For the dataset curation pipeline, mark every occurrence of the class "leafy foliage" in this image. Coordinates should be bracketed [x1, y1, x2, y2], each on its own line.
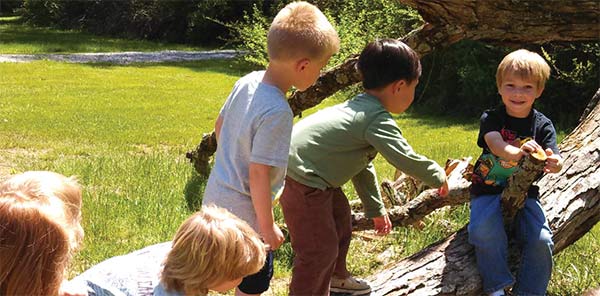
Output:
[228, 0, 422, 67]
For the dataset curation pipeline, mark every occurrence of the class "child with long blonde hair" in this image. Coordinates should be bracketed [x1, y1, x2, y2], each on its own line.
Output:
[0, 171, 84, 296]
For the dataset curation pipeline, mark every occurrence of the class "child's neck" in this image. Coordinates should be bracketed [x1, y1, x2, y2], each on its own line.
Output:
[365, 88, 395, 113]
[505, 107, 532, 118]
[263, 63, 293, 94]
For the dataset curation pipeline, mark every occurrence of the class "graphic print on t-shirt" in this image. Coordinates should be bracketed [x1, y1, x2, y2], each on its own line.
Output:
[472, 127, 532, 188]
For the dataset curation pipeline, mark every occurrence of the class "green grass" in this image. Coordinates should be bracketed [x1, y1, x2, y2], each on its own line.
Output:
[1, 20, 598, 295]
[0, 16, 206, 54]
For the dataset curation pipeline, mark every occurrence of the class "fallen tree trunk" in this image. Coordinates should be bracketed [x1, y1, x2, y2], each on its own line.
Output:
[186, 0, 599, 174]
[368, 90, 600, 295]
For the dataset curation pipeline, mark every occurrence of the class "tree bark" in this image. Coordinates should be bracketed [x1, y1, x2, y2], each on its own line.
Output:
[368, 90, 600, 295]
[501, 150, 547, 221]
[187, 0, 600, 175]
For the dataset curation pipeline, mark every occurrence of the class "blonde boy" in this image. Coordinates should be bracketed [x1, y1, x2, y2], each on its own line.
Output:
[202, 1, 339, 295]
[73, 205, 266, 295]
[469, 49, 563, 296]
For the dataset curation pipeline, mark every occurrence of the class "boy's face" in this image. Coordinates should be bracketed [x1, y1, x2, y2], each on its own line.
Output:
[389, 78, 419, 114]
[499, 72, 544, 118]
[294, 54, 332, 91]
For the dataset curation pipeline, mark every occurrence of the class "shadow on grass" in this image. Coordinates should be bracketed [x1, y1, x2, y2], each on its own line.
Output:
[183, 170, 208, 212]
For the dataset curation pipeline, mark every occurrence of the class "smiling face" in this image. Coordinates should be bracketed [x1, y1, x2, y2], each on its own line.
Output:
[498, 72, 544, 118]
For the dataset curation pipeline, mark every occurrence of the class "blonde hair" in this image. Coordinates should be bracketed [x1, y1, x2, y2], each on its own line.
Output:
[267, 1, 340, 62]
[0, 171, 83, 296]
[496, 49, 551, 89]
[161, 205, 266, 295]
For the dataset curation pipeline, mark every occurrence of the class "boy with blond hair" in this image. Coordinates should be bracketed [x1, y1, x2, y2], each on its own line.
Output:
[202, 1, 339, 295]
[73, 205, 267, 296]
[469, 49, 564, 296]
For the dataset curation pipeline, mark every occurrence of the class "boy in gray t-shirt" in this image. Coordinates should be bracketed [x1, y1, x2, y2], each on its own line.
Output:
[202, 2, 340, 295]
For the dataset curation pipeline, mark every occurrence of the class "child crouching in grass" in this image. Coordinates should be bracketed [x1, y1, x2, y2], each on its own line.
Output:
[73, 205, 266, 296]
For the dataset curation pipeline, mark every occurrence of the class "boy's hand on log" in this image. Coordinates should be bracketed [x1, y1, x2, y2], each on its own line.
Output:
[373, 215, 392, 235]
[438, 181, 449, 197]
[544, 148, 563, 173]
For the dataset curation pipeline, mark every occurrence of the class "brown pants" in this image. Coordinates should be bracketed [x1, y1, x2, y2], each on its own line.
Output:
[280, 176, 352, 296]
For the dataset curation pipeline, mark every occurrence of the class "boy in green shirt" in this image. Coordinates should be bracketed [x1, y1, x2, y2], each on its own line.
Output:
[279, 39, 448, 296]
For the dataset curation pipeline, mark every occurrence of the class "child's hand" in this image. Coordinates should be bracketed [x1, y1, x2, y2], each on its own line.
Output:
[519, 140, 543, 158]
[438, 181, 449, 197]
[544, 148, 563, 173]
[261, 223, 285, 250]
[373, 215, 392, 235]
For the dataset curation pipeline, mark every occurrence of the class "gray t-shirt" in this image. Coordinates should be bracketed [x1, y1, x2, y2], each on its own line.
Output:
[73, 242, 181, 296]
[203, 71, 293, 231]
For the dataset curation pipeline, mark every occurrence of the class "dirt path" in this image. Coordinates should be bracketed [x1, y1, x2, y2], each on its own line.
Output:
[0, 49, 239, 64]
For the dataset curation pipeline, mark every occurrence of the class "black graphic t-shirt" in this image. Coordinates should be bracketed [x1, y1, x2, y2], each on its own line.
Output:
[470, 106, 560, 197]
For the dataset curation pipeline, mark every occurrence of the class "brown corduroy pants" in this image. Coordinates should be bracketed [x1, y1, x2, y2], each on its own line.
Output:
[280, 176, 353, 296]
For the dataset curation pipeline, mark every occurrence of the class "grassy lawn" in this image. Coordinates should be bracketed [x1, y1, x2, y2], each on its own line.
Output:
[1, 20, 598, 295]
[0, 16, 207, 54]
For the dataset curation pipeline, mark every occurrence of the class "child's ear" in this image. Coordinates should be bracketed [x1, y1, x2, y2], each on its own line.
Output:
[296, 58, 310, 72]
[393, 79, 407, 94]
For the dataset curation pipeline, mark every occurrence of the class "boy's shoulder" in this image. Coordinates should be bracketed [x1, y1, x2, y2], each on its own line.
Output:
[236, 70, 265, 87]
[531, 108, 556, 128]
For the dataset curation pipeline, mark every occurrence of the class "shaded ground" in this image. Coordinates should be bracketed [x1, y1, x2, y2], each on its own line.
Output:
[0, 49, 239, 64]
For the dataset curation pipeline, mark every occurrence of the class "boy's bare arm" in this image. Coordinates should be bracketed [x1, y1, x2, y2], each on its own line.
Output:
[214, 115, 223, 142]
[484, 131, 543, 161]
[249, 162, 285, 250]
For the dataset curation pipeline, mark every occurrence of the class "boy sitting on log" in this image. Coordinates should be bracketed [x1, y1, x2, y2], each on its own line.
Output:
[468, 49, 564, 296]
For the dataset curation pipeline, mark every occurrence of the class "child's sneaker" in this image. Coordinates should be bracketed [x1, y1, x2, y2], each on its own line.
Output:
[330, 276, 371, 295]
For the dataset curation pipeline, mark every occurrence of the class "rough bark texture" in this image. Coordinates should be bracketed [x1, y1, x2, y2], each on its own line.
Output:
[501, 151, 547, 221]
[368, 90, 600, 295]
[186, 0, 599, 175]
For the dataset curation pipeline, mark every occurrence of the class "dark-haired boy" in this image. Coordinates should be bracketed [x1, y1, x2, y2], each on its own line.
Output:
[279, 38, 448, 296]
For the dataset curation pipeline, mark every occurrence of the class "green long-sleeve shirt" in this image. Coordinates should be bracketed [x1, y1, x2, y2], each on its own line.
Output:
[287, 93, 446, 218]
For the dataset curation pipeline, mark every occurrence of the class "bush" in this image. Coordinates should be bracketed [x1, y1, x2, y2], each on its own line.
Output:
[0, 0, 23, 16]
[228, 0, 422, 67]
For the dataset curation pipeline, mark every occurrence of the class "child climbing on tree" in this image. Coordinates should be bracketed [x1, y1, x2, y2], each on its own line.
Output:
[279, 38, 449, 296]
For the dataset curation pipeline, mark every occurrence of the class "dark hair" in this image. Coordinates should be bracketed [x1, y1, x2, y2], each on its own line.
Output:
[356, 39, 421, 90]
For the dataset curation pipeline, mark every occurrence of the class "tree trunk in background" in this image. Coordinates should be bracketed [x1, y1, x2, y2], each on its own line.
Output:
[187, 0, 600, 174]
[368, 90, 600, 295]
